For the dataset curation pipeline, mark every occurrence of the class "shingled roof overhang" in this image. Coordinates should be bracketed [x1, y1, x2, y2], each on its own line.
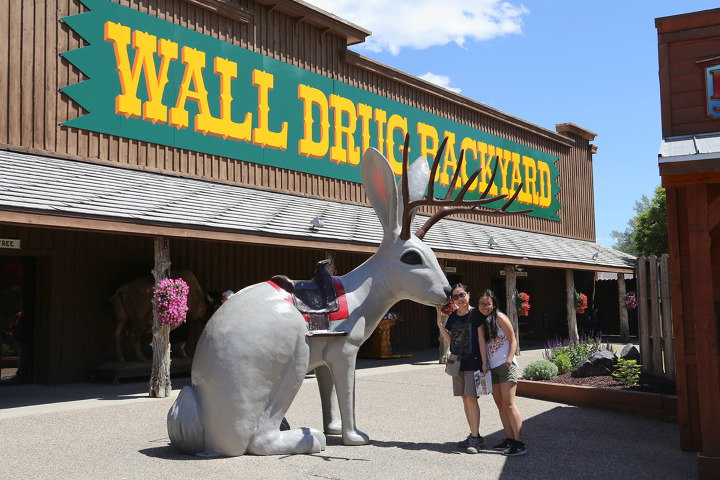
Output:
[0, 149, 635, 273]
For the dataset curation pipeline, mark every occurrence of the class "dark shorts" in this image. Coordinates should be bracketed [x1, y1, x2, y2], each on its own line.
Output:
[491, 363, 519, 384]
[452, 370, 478, 396]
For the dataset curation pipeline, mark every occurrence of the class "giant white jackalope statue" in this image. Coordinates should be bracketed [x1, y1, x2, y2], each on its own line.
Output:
[167, 135, 529, 456]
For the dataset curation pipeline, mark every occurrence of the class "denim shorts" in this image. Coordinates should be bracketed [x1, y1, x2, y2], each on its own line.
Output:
[452, 370, 478, 396]
[491, 363, 519, 384]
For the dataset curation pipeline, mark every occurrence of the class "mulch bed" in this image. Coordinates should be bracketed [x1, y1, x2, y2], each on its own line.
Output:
[539, 372, 676, 395]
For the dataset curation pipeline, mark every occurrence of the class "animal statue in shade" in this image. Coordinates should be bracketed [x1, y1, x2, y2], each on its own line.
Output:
[110, 270, 214, 362]
[167, 136, 530, 456]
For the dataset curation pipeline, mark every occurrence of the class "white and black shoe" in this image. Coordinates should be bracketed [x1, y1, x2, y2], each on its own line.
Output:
[503, 440, 527, 456]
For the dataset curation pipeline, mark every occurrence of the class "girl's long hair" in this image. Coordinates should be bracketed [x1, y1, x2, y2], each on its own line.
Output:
[479, 289, 501, 340]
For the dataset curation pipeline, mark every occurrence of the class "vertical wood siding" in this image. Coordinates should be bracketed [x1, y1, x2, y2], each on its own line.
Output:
[1, 0, 596, 242]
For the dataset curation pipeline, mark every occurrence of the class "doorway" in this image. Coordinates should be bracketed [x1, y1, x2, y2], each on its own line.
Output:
[1, 256, 35, 385]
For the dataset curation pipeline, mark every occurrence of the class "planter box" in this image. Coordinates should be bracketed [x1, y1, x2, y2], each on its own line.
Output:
[517, 379, 678, 422]
[1, 356, 18, 368]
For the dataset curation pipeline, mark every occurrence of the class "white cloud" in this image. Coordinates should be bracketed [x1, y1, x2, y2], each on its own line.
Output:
[305, 0, 528, 55]
[418, 72, 462, 93]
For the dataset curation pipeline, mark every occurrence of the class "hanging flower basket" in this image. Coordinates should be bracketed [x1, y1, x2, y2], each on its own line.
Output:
[153, 278, 190, 327]
[517, 292, 531, 317]
[574, 291, 588, 314]
[440, 299, 458, 316]
[623, 291, 638, 311]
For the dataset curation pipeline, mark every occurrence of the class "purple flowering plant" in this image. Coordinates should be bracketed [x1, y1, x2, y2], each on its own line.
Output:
[153, 278, 190, 327]
[543, 330, 614, 369]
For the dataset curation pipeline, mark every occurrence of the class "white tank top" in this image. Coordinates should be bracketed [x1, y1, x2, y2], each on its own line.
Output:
[487, 324, 518, 369]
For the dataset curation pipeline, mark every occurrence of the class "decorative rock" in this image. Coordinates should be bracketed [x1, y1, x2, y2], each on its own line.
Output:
[571, 349, 617, 377]
[620, 343, 641, 362]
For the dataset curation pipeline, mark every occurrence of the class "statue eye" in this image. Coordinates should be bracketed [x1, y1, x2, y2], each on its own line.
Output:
[401, 251, 422, 265]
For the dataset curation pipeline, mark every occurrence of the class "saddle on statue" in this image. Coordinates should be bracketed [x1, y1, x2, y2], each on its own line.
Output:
[270, 260, 347, 337]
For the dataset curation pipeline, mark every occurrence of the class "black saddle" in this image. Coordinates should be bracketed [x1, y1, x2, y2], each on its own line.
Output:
[270, 260, 346, 336]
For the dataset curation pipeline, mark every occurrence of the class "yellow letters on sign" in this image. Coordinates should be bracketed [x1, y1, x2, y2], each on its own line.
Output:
[329, 94, 360, 166]
[100, 21, 556, 213]
[169, 47, 211, 130]
[103, 21, 178, 123]
[385, 115, 408, 175]
[298, 84, 330, 159]
[252, 70, 288, 150]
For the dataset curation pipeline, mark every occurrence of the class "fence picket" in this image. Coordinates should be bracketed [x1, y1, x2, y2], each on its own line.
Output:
[660, 254, 675, 379]
[635, 255, 675, 380]
[637, 258, 650, 373]
[648, 255, 663, 374]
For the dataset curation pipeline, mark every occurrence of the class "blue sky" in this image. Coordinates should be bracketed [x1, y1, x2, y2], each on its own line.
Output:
[305, 1, 719, 246]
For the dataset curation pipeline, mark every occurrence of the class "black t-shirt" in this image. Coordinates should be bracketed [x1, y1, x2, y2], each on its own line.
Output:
[446, 308, 483, 371]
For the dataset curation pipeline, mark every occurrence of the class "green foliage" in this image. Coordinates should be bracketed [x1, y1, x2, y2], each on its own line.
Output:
[544, 331, 615, 369]
[612, 358, 642, 386]
[552, 353, 572, 375]
[634, 186, 668, 256]
[1, 343, 14, 357]
[522, 360, 558, 381]
[611, 186, 668, 257]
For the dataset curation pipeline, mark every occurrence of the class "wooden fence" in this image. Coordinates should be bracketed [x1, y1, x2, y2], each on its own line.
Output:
[636, 254, 675, 379]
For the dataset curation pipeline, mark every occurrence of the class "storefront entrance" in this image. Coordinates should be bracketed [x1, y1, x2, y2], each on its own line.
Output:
[1, 256, 35, 385]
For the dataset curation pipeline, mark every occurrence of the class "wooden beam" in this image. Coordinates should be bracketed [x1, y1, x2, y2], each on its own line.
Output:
[637, 257, 651, 373]
[182, 0, 252, 23]
[505, 265, 519, 354]
[659, 254, 675, 380]
[666, 187, 695, 450]
[661, 171, 720, 188]
[648, 255, 663, 374]
[685, 184, 720, 458]
[709, 193, 720, 231]
[0, 211, 379, 254]
[565, 269, 578, 340]
[0, 211, 636, 273]
[618, 273, 629, 343]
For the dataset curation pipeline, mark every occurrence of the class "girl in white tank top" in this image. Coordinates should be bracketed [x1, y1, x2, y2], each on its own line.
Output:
[477, 289, 526, 457]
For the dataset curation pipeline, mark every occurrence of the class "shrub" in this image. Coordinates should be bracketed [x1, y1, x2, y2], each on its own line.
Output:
[523, 360, 558, 381]
[552, 353, 572, 375]
[544, 331, 615, 369]
[613, 358, 642, 386]
[2, 343, 15, 357]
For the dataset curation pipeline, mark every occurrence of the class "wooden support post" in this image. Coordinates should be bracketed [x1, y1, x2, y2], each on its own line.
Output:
[565, 269, 578, 340]
[618, 273, 630, 343]
[505, 265, 519, 355]
[149, 236, 172, 398]
[665, 187, 693, 450]
[637, 258, 651, 373]
[685, 185, 720, 461]
[659, 254, 675, 380]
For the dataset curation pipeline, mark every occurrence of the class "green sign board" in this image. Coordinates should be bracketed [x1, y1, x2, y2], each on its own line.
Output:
[61, 0, 561, 219]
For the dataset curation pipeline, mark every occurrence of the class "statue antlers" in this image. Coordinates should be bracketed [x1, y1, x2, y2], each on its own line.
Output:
[399, 134, 533, 240]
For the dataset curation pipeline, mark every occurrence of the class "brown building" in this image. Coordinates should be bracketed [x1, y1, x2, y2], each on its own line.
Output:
[656, 8, 720, 477]
[0, 0, 634, 385]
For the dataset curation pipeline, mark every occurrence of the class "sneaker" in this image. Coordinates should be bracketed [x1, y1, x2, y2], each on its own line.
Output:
[466, 436, 482, 454]
[492, 438, 513, 451]
[503, 440, 527, 456]
[458, 434, 472, 448]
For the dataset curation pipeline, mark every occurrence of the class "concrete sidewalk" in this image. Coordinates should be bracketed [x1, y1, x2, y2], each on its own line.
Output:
[0, 346, 696, 479]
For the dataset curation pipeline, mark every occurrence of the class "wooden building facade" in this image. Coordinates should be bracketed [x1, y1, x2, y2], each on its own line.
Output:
[0, 0, 634, 385]
[656, 8, 720, 477]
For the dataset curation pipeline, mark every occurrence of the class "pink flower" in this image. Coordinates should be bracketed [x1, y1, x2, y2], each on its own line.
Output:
[153, 278, 190, 327]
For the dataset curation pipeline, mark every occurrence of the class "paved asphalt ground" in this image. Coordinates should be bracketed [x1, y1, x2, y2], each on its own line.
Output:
[0, 344, 697, 479]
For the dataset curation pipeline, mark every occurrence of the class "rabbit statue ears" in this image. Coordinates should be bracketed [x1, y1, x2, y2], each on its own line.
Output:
[360, 147, 429, 239]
